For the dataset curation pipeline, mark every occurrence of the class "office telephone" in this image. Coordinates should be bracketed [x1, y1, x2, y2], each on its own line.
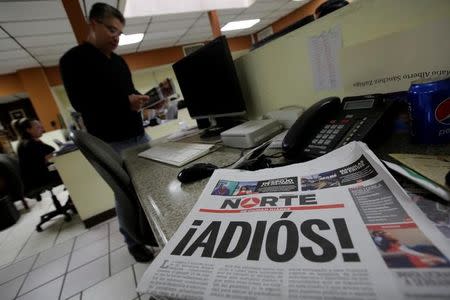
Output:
[282, 94, 398, 161]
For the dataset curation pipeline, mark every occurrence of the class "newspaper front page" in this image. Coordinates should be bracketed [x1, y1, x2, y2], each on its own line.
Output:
[137, 142, 450, 299]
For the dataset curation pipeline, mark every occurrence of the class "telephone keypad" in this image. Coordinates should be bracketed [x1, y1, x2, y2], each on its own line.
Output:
[305, 119, 354, 156]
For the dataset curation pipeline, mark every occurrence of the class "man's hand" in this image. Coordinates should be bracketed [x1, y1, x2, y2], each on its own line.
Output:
[129, 94, 149, 112]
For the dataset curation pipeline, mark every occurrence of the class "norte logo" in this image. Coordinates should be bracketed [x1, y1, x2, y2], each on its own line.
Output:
[435, 97, 450, 125]
[240, 197, 260, 208]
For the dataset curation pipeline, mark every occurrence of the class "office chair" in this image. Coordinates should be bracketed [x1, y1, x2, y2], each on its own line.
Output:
[0, 153, 76, 232]
[0, 153, 29, 210]
[71, 131, 158, 247]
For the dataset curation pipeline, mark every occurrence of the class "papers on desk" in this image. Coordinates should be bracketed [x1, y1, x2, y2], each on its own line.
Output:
[384, 160, 450, 202]
[138, 142, 450, 299]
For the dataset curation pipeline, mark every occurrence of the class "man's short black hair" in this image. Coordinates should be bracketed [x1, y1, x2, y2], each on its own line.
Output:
[89, 2, 125, 24]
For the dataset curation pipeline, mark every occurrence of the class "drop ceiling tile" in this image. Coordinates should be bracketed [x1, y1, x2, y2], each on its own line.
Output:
[192, 15, 210, 27]
[28, 43, 75, 56]
[0, 57, 39, 75]
[224, 30, 242, 38]
[266, 9, 296, 20]
[148, 19, 196, 32]
[179, 32, 211, 42]
[143, 30, 185, 41]
[123, 24, 147, 34]
[0, 49, 30, 61]
[217, 14, 238, 25]
[115, 44, 138, 55]
[184, 26, 212, 35]
[40, 60, 60, 67]
[217, 8, 246, 16]
[0, 2, 66, 22]
[115, 48, 137, 55]
[245, 1, 284, 13]
[151, 12, 202, 22]
[0, 38, 20, 51]
[279, 1, 307, 11]
[126, 16, 151, 25]
[17, 33, 76, 48]
[139, 39, 176, 51]
[254, 0, 289, 4]
[237, 12, 272, 20]
[0, 28, 7, 38]
[1, 19, 72, 37]
[35, 53, 64, 62]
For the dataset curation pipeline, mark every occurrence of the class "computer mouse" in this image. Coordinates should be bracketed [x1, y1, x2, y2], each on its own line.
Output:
[177, 163, 218, 183]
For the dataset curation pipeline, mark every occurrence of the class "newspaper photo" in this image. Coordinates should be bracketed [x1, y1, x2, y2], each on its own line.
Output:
[137, 142, 450, 299]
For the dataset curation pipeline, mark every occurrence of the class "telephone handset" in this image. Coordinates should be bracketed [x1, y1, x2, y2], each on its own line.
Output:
[282, 94, 397, 161]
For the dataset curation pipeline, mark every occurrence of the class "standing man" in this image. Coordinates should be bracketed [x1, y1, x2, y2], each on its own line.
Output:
[60, 3, 154, 262]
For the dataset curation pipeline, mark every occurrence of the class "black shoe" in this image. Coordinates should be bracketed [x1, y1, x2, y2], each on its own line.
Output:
[128, 245, 154, 262]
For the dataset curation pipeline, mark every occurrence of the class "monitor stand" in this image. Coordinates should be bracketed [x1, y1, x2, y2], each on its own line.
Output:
[199, 117, 225, 139]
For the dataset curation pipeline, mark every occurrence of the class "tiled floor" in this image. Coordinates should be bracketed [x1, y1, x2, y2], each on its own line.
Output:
[0, 188, 153, 300]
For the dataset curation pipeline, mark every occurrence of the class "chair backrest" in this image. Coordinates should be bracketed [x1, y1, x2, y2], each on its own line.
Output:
[71, 130, 158, 246]
[70, 131, 133, 198]
[0, 154, 24, 201]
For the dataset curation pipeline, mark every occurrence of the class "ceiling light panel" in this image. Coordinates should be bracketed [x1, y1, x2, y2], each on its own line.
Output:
[1, 19, 72, 37]
[119, 33, 144, 46]
[124, 0, 256, 18]
[221, 19, 260, 31]
[0, 2, 66, 22]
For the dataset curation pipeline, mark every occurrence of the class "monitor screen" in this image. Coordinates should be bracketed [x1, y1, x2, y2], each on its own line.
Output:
[172, 36, 246, 119]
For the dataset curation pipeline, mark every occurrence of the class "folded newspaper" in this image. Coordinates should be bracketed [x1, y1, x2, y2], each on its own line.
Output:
[138, 142, 450, 300]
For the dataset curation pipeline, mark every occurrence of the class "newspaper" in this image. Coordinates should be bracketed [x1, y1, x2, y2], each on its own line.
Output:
[137, 142, 450, 299]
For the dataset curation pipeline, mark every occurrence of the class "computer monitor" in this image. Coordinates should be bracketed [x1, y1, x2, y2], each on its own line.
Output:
[172, 36, 246, 135]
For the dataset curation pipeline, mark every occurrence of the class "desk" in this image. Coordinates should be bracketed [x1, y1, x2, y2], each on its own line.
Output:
[124, 144, 242, 246]
[123, 133, 450, 247]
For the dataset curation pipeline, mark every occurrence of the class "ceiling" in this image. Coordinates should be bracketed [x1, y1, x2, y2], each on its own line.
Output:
[0, 0, 308, 76]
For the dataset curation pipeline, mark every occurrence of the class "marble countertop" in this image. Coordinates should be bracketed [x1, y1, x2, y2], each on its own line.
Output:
[123, 142, 242, 247]
[124, 133, 450, 248]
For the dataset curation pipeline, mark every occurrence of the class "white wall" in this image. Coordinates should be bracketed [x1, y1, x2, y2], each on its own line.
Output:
[234, 0, 450, 119]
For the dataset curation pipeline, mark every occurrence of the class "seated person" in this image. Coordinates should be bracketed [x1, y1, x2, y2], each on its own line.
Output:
[13, 118, 62, 190]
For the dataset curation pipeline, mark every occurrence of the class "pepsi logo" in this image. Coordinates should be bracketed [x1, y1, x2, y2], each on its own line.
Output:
[435, 97, 450, 125]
